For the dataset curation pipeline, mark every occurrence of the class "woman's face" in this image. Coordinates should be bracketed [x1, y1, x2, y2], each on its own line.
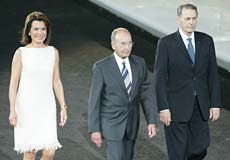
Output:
[29, 20, 47, 45]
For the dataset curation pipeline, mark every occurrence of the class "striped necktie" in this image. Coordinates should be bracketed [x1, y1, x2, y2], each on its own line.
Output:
[122, 61, 132, 100]
[187, 38, 195, 64]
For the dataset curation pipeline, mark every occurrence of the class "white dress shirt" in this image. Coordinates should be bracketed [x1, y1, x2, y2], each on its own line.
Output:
[114, 52, 132, 82]
[179, 28, 195, 53]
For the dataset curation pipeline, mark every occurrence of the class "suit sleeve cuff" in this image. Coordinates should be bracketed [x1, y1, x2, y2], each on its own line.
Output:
[160, 109, 170, 112]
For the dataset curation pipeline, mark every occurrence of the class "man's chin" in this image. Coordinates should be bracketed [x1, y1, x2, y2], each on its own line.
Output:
[187, 29, 195, 33]
[187, 30, 195, 35]
[123, 53, 131, 56]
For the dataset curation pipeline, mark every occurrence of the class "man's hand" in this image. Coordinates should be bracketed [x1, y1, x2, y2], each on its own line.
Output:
[91, 132, 102, 148]
[159, 109, 171, 126]
[147, 124, 156, 138]
[209, 108, 220, 122]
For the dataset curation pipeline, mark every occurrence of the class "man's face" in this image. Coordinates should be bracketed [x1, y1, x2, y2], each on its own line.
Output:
[177, 8, 197, 36]
[111, 30, 133, 59]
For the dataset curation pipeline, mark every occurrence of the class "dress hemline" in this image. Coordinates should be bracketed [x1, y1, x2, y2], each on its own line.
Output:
[14, 142, 62, 154]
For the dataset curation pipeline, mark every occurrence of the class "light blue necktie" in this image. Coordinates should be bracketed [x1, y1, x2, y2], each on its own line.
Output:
[122, 61, 132, 100]
[187, 38, 195, 64]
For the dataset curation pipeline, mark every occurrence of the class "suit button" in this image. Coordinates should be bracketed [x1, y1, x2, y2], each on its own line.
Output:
[194, 91, 197, 96]
[193, 77, 196, 80]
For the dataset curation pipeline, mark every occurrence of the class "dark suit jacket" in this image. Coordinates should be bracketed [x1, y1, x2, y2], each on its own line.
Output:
[154, 30, 221, 122]
[88, 54, 156, 141]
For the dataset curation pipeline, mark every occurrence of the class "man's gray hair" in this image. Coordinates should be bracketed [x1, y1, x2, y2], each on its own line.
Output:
[111, 28, 131, 42]
[177, 3, 198, 16]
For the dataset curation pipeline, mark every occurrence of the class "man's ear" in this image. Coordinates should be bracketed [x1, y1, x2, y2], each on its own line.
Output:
[111, 41, 116, 50]
[176, 16, 180, 26]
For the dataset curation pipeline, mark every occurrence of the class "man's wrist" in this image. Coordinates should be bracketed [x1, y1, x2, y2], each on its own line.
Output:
[160, 109, 170, 112]
[211, 107, 220, 110]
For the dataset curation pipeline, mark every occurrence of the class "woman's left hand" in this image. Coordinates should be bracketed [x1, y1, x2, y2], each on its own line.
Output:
[59, 108, 67, 127]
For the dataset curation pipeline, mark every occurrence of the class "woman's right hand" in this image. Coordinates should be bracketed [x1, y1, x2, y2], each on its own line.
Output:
[9, 110, 17, 127]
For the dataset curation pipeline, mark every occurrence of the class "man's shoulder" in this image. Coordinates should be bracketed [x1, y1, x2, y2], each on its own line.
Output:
[194, 31, 213, 40]
[130, 54, 144, 60]
[160, 31, 213, 42]
[160, 32, 177, 42]
[94, 55, 113, 66]
[130, 55, 145, 64]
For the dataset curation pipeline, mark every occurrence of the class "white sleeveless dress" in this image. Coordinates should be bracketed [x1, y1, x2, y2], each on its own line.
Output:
[14, 46, 62, 153]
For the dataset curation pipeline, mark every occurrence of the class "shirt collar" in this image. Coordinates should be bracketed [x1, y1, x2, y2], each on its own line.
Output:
[179, 28, 195, 42]
[114, 52, 129, 64]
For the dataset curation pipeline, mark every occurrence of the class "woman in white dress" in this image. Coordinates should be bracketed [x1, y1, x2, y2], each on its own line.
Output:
[9, 11, 68, 160]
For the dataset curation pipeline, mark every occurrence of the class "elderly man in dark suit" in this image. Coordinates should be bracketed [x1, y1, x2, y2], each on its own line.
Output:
[154, 3, 221, 160]
[88, 27, 157, 160]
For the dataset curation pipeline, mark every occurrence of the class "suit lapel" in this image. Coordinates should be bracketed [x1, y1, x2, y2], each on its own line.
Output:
[129, 56, 138, 99]
[175, 31, 194, 64]
[194, 32, 201, 67]
[110, 55, 127, 92]
[110, 55, 139, 99]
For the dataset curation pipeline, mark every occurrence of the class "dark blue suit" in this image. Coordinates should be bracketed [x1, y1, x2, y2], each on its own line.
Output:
[154, 30, 221, 160]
